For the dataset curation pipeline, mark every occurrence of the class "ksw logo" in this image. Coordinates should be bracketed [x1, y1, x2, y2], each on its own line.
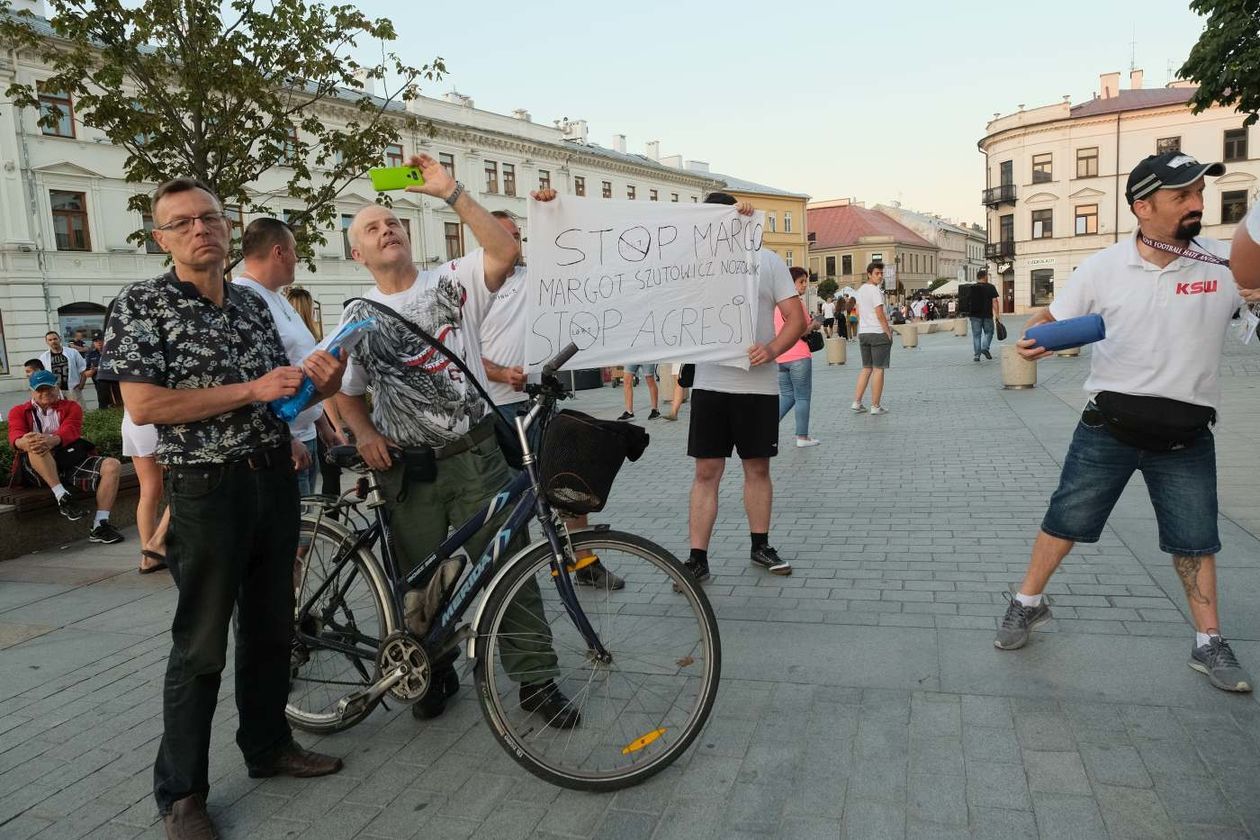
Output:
[1175, 280, 1219, 296]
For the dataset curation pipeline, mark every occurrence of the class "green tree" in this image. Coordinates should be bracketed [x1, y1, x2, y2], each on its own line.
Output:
[1180, 0, 1260, 125]
[816, 277, 838, 300]
[0, 0, 445, 263]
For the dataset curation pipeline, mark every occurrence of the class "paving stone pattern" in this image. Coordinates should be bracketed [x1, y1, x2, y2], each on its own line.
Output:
[1, 319, 1258, 839]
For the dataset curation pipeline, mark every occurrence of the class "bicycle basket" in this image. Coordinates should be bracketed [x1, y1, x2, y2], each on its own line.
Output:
[539, 409, 649, 514]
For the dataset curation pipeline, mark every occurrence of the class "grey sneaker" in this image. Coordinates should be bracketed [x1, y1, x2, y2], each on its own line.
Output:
[869, 405, 889, 416]
[575, 561, 625, 590]
[1189, 637, 1253, 693]
[850, 402, 867, 413]
[993, 593, 1053, 650]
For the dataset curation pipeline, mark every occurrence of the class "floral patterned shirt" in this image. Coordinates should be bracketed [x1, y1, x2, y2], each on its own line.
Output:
[98, 271, 291, 465]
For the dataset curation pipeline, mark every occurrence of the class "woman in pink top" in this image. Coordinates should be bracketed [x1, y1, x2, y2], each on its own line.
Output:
[775, 267, 821, 447]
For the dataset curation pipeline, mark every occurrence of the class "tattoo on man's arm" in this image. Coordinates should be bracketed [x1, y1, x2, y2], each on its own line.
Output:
[1174, 555, 1210, 605]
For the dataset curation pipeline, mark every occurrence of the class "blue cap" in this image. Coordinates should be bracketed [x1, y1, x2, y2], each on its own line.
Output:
[28, 370, 58, 390]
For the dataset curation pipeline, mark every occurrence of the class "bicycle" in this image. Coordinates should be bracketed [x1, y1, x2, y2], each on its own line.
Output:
[286, 343, 722, 791]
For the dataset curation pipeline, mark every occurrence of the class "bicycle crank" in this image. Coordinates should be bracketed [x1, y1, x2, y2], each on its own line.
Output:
[375, 631, 431, 702]
[335, 663, 409, 722]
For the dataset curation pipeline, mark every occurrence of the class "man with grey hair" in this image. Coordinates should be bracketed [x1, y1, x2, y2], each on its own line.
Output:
[335, 157, 582, 727]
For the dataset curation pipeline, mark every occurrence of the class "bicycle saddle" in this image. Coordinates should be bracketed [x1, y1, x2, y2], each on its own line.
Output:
[326, 444, 368, 471]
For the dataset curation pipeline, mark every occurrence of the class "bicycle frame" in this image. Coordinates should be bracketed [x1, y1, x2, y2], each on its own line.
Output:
[295, 391, 611, 678]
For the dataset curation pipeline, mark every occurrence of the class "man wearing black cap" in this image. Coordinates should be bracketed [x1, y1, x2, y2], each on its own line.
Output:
[994, 152, 1254, 694]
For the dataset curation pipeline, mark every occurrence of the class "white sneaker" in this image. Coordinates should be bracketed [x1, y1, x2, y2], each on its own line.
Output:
[795, 438, 820, 448]
[850, 402, 866, 413]
[870, 405, 889, 416]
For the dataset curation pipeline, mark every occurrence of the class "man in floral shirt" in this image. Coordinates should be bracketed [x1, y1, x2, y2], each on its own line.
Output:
[100, 178, 346, 840]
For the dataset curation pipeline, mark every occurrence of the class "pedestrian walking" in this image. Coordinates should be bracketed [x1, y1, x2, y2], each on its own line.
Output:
[100, 177, 347, 839]
[969, 268, 1001, 361]
[777, 266, 820, 447]
[851, 262, 893, 416]
[618, 362, 661, 420]
[995, 152, 1254, 694]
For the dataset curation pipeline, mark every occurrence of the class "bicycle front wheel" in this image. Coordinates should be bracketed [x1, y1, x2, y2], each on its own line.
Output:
[474, 529, 721, 791]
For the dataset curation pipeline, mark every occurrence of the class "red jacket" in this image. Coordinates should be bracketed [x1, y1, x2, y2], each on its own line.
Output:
[7, 398, 83, 483]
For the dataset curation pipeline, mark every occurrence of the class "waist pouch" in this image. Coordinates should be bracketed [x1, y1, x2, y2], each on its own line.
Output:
[1092, 391, 1215, 451]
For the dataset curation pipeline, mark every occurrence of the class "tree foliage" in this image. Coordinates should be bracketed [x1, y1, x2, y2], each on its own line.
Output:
[0, 0, 444, 264]
[816, 277, 838, 301]
[1180, 0, 1260, 126]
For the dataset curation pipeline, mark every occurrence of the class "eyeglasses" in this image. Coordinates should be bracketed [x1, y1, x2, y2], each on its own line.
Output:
[154, 212, 230, 233]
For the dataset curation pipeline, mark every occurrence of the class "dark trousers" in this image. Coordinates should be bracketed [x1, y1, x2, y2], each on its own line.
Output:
[153, 456, 299, 813]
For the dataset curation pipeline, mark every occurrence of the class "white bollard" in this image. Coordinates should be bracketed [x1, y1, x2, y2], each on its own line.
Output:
[1001, 346, 1037, 389]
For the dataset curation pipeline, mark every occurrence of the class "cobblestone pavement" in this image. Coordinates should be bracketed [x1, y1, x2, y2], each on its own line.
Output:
[2, 320, 1258, 839]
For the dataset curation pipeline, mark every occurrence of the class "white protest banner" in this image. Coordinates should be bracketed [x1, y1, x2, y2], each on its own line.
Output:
[524, 196, 763, 372]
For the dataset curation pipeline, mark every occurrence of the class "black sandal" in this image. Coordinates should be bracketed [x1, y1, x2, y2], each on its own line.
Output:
[139, 549, 168, 574]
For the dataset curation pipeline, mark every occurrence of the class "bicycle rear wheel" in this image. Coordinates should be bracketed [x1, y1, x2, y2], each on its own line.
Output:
[286, 517, 394, 734]
[474, 529, 721, 791]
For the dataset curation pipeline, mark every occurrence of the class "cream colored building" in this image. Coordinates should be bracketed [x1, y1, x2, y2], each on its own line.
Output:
[2, 18, 815, 408]
[806, 200, 940, 298]
[874, 204, 987, 283]
[713, 173, 809, 269]
[978, 70, 1260, 313]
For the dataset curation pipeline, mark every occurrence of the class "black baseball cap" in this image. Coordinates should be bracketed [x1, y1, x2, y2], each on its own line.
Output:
[1126, 152, 1224, 205]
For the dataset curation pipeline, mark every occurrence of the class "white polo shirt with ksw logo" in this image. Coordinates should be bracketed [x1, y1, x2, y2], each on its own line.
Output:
[1049, 233, 1242, 410]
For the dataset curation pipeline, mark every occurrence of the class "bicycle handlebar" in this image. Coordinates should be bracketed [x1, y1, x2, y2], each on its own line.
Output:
[542, 343, 580, 378]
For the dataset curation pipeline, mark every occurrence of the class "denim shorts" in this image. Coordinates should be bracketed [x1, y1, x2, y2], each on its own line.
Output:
[1041, 415, 1220, 556]
[624, 363, 657, 377]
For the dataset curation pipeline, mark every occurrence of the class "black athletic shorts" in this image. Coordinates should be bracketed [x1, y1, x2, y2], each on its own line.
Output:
[686, 389, 779, 459]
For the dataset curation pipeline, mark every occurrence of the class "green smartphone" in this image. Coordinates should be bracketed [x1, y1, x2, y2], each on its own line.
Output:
[369, 166, 424, 192]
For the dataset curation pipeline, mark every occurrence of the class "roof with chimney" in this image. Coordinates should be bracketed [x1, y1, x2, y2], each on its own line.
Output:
[1070, 87, 1196, 119]
[708, 172, 809, 200]
[807, 204, 935, 250]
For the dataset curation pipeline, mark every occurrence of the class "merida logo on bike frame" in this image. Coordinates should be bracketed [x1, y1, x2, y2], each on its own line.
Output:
[440, 527, 513, 629]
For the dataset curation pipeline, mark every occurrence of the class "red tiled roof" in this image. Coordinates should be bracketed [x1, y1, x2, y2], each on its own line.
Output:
[806, 205, 935, 250]
[1070, 87, 1196, 118]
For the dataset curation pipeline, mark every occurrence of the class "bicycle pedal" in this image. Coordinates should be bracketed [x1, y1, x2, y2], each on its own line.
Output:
[551, 553, 599, 577]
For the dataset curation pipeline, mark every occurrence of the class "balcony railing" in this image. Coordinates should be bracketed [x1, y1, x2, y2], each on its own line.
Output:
[985, 241, 1016, 260]
[981, 184, 1017, 207]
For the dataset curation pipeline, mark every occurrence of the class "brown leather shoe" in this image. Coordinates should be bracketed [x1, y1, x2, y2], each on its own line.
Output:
[246, 740, 344, 779]
[163, 794, 217, 840]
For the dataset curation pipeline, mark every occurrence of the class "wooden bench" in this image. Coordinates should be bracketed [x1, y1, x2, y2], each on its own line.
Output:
[0, 462, 139, 513]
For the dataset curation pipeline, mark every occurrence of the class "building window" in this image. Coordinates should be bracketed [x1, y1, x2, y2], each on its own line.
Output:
[384, 143, 404, 167]
[503, 163, 516, 197]
[784, 212, 793, 233]
[141, 214, 164, 254]
[999, 160, 1013, 186]
[768, 212, 777, 233]
[1032, 153, 1053, 183]
[399, 218, 411, 249]
[283, 127, 300, 164]
[1222, 190, 1248, 224]
[785, 251, 793, 267]
[445, 221, 464, 260]
[650, 189, 658, 201]
[627, 185, 636, 200]
[224, 205, 244, 251]
[1074, 204, 1098, 235]
[691, 196, 698, 202]
[1031, 209, 1053, 239]
[50, 190, 90, 251]
[38, 85, 75, 137]
[671, 193, 679, 202]
[870, 252, 883, 263]
[1031, 269, 1054, 306]
[825, 256, 836, 277]
[1156, 136, 1181, 154]
[439, 153, 455, 179]
[842, 255, 852, 275]
[602, 180, 612, 199]
[999, 214, 1014, 243]
[1224, 128, 1248, 162]
[1076, 147, 1098, 178]
[574, 176, 585, 197]
[341, 214, 355, 258]
[538, 169, 550, 191]
[484, 161, 499, 194]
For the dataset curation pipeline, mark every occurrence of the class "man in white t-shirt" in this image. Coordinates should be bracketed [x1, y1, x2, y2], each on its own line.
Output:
[336, 156, 581, 726]
[852, 262, 894, 415]
[996, 152, 1254, 694]
[478, 210, 624, 591]
[233, 218, 324, 495]
[821, 298, 837, 338]
[682, 192, 806, 583]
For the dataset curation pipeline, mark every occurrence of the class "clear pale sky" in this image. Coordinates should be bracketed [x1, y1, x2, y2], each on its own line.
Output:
[364, 0, 1208, 225]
